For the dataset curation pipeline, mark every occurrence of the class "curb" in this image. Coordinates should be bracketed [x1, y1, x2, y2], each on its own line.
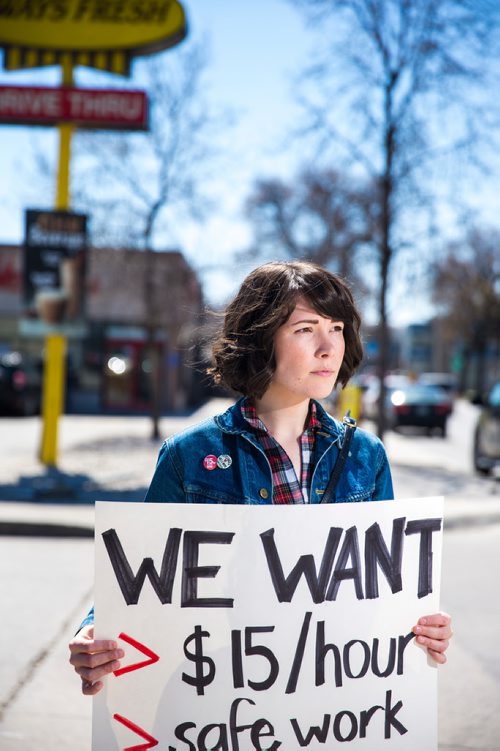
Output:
[443, 513, 500, 531]
[0, 520, 94, 537]
[2, 511, 500, 538]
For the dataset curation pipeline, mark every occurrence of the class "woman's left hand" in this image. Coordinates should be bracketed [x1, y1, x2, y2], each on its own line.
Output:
[412, 612, 452, 664]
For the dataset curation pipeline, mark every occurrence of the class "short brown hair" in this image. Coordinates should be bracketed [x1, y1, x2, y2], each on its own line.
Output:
[209, 261, 363, 398]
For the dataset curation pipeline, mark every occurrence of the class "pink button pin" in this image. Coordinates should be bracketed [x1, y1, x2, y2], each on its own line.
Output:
[203, 454, 218, 471]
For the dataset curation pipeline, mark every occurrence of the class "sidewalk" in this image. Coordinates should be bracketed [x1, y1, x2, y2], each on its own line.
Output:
[0, 397, 234, 535]
[1, 395, 498, 536]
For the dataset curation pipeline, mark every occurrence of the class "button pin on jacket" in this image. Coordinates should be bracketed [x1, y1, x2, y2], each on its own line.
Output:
[203, 454, 218, 471]
[217, 454, 232, 469]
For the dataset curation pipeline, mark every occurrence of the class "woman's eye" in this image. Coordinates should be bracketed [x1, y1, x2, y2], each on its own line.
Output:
[295, 326, 312, 333]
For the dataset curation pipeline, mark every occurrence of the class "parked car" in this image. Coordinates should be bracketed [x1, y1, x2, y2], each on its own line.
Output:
[389, 384, 453, 436]
[0, 351, 42, 416]
[361, 374, 411, 422]
[473, 382, 500, 475]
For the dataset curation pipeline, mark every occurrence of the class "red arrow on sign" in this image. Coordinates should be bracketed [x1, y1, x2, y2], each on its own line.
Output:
[114, 713, 158, 751]
[113, 632, 160, 677]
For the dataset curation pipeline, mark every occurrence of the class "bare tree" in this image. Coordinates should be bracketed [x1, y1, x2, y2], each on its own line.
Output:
[244, 167, 379, 296]
[432, 227, 500, 395]
[290, 0, 499, 435]
[73, 41, 220, 249]
[71, 41, 226, 439]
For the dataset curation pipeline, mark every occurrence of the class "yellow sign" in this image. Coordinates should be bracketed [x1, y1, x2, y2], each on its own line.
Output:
[0, 0, 187, 75]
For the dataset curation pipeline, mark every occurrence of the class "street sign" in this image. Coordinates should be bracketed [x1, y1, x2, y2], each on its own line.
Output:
[23, 209, 87, 329]
[0, 85, 148, 129]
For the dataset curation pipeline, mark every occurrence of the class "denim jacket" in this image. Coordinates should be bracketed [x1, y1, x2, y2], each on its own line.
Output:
[145, 398, 394, 505]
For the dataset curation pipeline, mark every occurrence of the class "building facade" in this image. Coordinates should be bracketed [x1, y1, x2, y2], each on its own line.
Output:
[0, 244, 205, 413]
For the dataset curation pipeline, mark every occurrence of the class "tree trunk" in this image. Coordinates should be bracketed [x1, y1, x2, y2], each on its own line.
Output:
[376, 246, 390, 439]
[473, 337, 488, 398]
[148, 330, 162, 441]
[144, 245, 162, 441]
[376, 113, 395, 439]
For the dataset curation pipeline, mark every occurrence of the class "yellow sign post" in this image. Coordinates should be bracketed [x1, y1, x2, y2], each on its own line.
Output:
[39, 56, 74, 466]
[40, 333, 66, 464]
[55, 57, 74, 208]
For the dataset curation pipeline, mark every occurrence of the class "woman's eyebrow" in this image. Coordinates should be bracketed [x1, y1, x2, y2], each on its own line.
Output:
[289, 317, 343, 325]
[288, 317, 320, 325]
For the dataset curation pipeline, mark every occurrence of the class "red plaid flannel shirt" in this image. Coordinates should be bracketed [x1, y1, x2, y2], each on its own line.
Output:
[241, 398, 320, 504]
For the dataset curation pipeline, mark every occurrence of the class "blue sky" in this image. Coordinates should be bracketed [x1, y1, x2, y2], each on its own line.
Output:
[1, 0, 498, 324]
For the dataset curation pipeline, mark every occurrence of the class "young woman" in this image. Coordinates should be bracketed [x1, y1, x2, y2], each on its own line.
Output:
[69, 261, 452, 695]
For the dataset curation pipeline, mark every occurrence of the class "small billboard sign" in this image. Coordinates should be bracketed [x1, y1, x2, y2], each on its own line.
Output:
[22, 209, 87, 335]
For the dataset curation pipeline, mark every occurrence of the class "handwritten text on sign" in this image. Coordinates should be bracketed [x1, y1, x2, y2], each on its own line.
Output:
[93, 498, 443, 750]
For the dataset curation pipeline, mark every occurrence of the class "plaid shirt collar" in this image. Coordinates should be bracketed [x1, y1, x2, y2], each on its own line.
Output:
[240, 398, 321, 504]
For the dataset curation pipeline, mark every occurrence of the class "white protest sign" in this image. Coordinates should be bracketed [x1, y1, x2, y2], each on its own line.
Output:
[92, 497, 443, 751]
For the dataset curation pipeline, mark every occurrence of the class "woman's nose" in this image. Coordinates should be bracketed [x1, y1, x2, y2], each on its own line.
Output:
[316, 333, 335, 356]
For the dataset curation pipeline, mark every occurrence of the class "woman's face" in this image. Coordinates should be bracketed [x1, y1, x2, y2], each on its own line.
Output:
[264, 296, 346, 406]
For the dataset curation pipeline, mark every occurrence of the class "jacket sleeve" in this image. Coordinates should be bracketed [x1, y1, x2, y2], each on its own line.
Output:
[77, 606, 94, 631]
[144, 438, 187, 503]
[373, 443, 395, 501]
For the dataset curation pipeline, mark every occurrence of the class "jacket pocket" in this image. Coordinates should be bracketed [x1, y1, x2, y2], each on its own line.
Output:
[184, 483, 247, 505]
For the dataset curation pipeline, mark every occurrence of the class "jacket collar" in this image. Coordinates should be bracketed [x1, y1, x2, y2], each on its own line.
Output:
[215, 397, 342, 440]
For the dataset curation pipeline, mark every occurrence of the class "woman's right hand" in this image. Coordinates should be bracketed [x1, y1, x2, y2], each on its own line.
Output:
[68, 625, 124, 695]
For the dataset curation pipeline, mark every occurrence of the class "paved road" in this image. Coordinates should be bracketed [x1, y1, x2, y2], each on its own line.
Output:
[438, 523, 500, 751]
[0, 537, 94, 749]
